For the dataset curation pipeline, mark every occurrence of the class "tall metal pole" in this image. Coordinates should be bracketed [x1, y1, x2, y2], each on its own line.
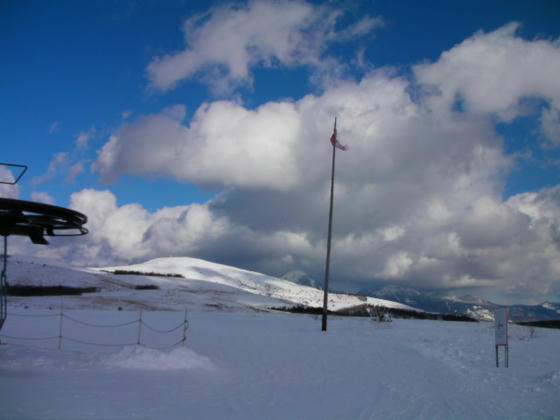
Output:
[322, 119, 337, 331]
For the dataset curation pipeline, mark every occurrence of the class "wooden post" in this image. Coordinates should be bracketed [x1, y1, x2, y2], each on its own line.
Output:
[494, 308, 509, 368]
[137, 309, 143, 345]
[182, 308, 188, 346]
[58, 298, 63, 350]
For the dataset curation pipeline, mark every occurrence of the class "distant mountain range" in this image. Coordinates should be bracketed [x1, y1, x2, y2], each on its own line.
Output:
[358, 285, 560, 322]
[283, 273, 560, 322]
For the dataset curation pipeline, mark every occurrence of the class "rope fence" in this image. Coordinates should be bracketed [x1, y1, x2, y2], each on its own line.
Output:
[0, 308, 189, 351]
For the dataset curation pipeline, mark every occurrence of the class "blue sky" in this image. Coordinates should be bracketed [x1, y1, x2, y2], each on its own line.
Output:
[1, 0, 560, 304]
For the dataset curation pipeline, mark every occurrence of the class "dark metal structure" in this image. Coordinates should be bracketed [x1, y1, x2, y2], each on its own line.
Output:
[0, 164, 88, 331]
[0, 198, 88, 245]
[0, 162, 27, 185]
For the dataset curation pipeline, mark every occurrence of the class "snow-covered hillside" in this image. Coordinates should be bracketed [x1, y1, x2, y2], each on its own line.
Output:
[98, 257, 417, 312]
[2, 256, 560, 418]
[5, 255, 417, 313]
[1, 309, 559, 419]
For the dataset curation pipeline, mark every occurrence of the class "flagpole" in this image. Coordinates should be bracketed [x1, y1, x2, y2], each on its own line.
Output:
[322, 118, 337, 331]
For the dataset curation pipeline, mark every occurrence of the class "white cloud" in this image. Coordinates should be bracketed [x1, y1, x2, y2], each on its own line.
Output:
[76, 127, 96, 150]
[31, 152, 68, 187]
[161, 104, 186, 121]
[94, 100, 303, 190]
[414, 22, 560, 120]
[0, 167, 19, 198]
[67, 189, 152, 262]
[66, 163, 85, 182]
[39, 188, 319, 272]
[146, 0, 381, 93]
[540, 106, 560, 147]
[84, 70, 557, 302]
[30, 191, 55, 205]
[51, 189, 235, 265]
[44, 24, 560, 303]
[381, 226, 405, 242]
[382, 252, 413, 279]
[337, 16, 384, 40]
[51, 183, 560, 303]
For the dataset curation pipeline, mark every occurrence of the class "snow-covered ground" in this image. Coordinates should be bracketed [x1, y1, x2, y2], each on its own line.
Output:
[1, 308, 559, 419]
[1, 256, 559, 419]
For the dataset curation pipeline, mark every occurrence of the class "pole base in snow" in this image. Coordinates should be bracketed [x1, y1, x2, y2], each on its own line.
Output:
[496, 345, 509, 368]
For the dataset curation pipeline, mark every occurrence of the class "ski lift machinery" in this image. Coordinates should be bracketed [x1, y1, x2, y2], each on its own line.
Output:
[0, 163, 88, 330]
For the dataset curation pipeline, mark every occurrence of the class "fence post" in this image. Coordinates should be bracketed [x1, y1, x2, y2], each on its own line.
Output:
[58, 298, 63, 350]
[182, 308, 188, 346]
[137, 309, 143, 345]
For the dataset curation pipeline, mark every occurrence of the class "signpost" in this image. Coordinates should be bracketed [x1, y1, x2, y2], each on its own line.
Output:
[494, 308, 509, 368]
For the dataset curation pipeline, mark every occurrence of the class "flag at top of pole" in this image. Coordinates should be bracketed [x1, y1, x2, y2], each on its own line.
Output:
[330, 118, 347, 151]
[322, 117, 346, 331]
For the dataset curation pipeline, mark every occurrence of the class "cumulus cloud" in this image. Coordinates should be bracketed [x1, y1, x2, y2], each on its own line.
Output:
[37, 182, 560, 304]
[93, 100, 303, 190]
[30, 191, 55, 205]
[30, 152, 68, 187]
[66, 163, 85, 183]
[76, 127, 96, 150]
[414, 22, 560, 121]
[85, 69, 556, 302]
[540, 106, 560, 147]
[146, 0, 382, 93]
[0, 167, 19, 198]
[32, 22, 560, 303]
[28, 188, 319, 273]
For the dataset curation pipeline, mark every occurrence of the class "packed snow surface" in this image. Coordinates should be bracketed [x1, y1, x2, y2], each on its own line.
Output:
[2, 255, 559, 418]
[1, 309, 559, 419]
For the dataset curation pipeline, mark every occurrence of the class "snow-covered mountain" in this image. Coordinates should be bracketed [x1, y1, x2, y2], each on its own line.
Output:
[97, 257, 416, 312]
[542, 302, 560, 314]
[8, 256, 559, 322]
[5, 255, 417, 314]
[360, 285, 560, 322]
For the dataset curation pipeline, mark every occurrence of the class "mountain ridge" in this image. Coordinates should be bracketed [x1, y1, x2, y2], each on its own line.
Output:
[5, 255, 418, 314]
[359, 284, 560, 322]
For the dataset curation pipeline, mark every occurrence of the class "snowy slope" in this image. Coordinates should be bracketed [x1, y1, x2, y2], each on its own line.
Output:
[1, 310, 559, 419]
[5, 255, 418, 313]
[5, 255, 120, 290]
[2, 256, 560, 419]
[98, 256, 417, 312]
